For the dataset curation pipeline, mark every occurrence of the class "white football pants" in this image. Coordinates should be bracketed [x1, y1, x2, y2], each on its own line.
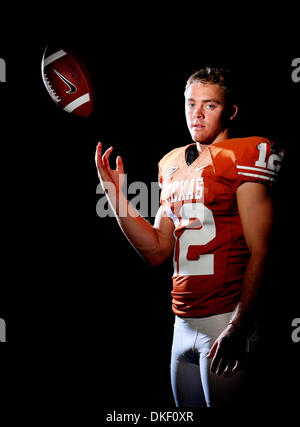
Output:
[170, 312, 255, 407]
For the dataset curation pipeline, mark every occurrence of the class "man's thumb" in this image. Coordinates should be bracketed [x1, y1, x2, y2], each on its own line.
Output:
[206, 342, 217, 359]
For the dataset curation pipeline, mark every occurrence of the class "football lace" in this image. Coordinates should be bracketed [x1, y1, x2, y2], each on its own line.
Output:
[43, 73, 61, 103]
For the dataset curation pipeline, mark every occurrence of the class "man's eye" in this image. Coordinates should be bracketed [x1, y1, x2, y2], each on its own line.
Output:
[206, 104, 216, 110]
[187, 103, 195, 108]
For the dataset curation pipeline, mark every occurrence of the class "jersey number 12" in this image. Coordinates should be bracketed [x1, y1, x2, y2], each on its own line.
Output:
[170, 202, 216, 276]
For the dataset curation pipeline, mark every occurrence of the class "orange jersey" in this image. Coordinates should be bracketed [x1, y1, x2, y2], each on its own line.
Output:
[158, 137, 284, 317]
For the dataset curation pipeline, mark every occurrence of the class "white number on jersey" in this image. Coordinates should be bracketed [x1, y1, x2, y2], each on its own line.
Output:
[255, 142, 283, 172]
[167, 202, 216, 276]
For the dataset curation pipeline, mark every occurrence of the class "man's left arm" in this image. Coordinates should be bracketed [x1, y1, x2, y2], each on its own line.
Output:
[206, 182, 274, 376]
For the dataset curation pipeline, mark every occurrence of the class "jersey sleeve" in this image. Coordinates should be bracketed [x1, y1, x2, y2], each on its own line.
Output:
[233, 138, 284, 191]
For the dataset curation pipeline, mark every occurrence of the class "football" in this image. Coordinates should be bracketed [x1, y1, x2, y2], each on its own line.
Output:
[41, 46, 94, 117]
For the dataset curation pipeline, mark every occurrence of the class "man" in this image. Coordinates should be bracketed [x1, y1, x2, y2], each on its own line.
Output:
[95, 67, 283, 407]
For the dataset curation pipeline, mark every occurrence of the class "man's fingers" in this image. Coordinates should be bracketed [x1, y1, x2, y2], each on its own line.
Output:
[96, 142, 103, 168]
[210, 355, 221, 374]
[116, 156, 124, 173]
[95, 143, 124, 192]
[206, 340, 222, 374]
[95, 142, 110, 181]
[208, 343, 222, 374]
[232, 360, 241, 375]
[216, 356, 230, 376]
[102, 146, 114, 170]
[222, 360, 236, 377]
[96, 142, 108, 182]
[222, 360, 235, 377]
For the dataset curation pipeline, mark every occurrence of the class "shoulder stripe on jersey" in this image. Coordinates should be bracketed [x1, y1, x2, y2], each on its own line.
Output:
[236, 165, 278, 176]
[237, 172, 275, 182]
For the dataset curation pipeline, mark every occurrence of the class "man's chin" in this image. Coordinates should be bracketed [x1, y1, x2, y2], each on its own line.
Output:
[192, 134, 212, 145]
[191, 130, 208, 142]
[191, 130, 223, 145]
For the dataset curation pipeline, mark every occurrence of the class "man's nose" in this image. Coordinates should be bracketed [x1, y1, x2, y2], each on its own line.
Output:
[193, 106, 204, 119]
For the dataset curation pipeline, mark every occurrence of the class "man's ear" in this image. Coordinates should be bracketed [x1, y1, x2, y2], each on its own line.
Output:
[229, 104, 238, 121]
[222, 104, 238, 126]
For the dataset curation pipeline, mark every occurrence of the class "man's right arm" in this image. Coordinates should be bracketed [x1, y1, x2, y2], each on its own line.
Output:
[95, 142, 175, 266]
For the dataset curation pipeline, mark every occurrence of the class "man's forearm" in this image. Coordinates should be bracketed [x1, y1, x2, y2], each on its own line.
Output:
[106, 189, 169, 266]
[230, 251, 267, 329]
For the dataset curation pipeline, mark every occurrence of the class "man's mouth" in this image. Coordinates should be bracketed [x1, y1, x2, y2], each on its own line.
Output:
[192, 123, 205, 129]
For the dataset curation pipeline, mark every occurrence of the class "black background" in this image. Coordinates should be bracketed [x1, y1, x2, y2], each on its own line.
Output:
[0, 9, 299, 421]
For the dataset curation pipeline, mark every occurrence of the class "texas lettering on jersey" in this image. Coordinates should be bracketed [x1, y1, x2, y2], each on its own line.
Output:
[158, 137, 284, 317]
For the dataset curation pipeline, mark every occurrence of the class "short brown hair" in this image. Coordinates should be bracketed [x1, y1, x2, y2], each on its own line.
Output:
[185, 67, 236, 106]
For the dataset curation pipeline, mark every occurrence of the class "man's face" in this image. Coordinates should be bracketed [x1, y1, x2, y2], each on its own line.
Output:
[185, 82, 228, 144]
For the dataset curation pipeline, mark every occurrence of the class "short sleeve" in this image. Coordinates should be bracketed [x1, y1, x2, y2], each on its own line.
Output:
[233, 138, 284, 191]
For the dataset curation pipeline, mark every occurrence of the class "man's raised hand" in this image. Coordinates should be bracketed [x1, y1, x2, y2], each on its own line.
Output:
[95, 142, 125, 197]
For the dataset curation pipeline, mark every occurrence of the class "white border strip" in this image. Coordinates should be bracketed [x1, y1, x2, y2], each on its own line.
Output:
[43, 49, 67, 67]
[237, 172, 275, 182]
[237, 165, 277, 176]
[63, 93, 90, 113]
